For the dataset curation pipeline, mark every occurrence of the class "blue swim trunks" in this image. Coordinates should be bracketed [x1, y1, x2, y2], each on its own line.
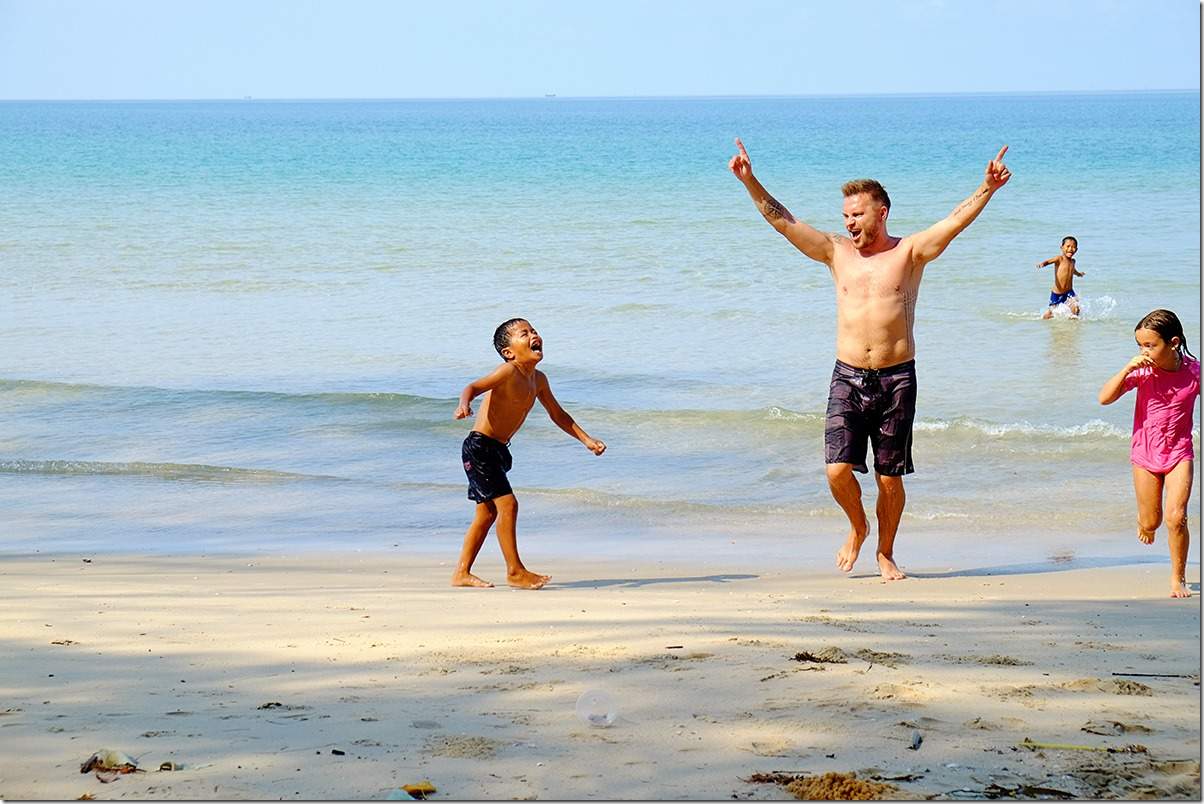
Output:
[1048, 289, 1077, 306]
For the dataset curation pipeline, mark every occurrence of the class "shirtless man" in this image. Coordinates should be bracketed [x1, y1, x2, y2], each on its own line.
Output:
[730, 139, 1011, 579]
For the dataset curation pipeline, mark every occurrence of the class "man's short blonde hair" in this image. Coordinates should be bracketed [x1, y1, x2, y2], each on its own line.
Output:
[841, 179, 890, 210]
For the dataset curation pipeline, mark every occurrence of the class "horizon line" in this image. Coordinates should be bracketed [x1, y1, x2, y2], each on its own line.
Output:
[0, 87, 1197, 103]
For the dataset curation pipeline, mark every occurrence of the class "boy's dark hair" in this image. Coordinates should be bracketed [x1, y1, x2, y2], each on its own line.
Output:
[1136, 309, 1196, 359]
[1061, 235, 1078, 247]
[841, 179, 891, 210]
[493, 318, 527, 360]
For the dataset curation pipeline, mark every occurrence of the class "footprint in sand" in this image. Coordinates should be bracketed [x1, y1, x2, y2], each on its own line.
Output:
[1081, 719, 1154, 735]
[938, 653, 1032, 666]
[1061, 678, 1154, 696]
[744, 737, 799, 757]
[424, 734, 505, 759]
[870, 682, 931, 704]
[854, 649, 910, 667]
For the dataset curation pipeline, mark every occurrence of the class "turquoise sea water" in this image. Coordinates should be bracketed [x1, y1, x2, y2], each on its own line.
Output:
[1, 93, 1199, 569]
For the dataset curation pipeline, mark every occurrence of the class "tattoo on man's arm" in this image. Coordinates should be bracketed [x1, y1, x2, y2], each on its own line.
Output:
[758, 196, 796, 224]
[955, 186, 991, 217]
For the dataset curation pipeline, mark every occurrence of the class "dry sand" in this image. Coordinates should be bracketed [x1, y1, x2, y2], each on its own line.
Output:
[0, 553, 1199, 800]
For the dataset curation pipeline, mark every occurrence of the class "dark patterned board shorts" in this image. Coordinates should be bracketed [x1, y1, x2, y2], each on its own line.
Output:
[462, 431, 514, 503]
[824, 359, 917, 476]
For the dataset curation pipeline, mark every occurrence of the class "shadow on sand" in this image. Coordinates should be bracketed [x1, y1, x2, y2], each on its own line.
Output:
[554, 573, 758, 589]
[904, 554, 1168, 580]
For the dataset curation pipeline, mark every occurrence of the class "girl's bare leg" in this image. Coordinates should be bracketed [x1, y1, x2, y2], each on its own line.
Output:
[1132, 464, 1164, 545]
[1163, 460, 1194, 598]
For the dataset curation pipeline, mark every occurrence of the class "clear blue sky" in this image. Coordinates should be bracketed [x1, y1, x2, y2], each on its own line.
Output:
[1, 0, 1198, 99]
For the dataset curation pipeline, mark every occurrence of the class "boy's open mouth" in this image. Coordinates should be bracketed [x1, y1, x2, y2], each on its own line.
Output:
[531, 340, 543, 352]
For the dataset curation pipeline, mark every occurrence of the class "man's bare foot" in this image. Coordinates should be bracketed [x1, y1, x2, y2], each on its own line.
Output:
[1138, 529, 1156, 545]
[1171, 579, 1191, 598]
[836, 527, 868, 572]
[451, 571, 493, 588]
[507, 569, 549, 589]
[877, 552, 906, 581]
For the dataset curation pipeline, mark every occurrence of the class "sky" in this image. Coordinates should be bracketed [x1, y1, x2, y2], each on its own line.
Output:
[0, 0, 1199, 99]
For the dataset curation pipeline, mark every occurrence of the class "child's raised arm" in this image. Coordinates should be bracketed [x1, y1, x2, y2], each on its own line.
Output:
[454, 364, 515, 419]
[535, 373, 606, 455]
[1098, 354, 1154, 405]
[1035, 256, 1057, 269]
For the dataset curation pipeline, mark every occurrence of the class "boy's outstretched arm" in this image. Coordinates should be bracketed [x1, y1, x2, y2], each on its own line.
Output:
[913, 145, 1011, 266]
[1099, 354, 1152, 405]
[1035, 256, 1056, 268]
[454, 364, 514, 419]
[729, 138, 835, 266]
[535, 374, 606, 455]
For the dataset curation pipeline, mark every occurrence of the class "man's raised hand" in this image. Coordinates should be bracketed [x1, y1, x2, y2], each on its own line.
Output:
[985, 145, 1011, 190]
[729, 137, 753, 182]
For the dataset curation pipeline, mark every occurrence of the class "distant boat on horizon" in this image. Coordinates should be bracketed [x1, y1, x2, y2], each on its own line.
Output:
[544, 93, 556, 98]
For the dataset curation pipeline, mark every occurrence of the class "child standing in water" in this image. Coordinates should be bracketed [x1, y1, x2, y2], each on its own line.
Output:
[452, 318, 606, 589]
[1036, 236, 1086, 318]
[1099, 309, 1200, 598]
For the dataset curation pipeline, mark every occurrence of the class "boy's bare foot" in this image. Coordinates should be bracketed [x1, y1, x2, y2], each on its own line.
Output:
[877, 552, 907, 581]
[507, 569, 549, 589]
[1171, 579, 1191, 598]
[836, 527, 868, 572]
[1138, 528, 1156, 545]
[451, 571, 494, 588]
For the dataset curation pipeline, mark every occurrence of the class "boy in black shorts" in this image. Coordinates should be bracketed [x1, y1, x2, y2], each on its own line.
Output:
[451, 318, 606, 589]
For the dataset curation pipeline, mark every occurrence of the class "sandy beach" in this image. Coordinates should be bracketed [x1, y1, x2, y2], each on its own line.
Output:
[0, 551, 1199, 800]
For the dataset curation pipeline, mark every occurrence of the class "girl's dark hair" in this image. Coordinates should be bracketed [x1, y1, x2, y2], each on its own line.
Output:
[1136, 309, 1196, 360]
[493, 318, 527, 360]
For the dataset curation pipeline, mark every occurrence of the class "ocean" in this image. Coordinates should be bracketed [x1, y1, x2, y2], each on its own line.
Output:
[1, 92, 1199, 571]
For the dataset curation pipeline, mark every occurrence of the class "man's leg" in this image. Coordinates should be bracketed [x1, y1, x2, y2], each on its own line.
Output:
[1132, 464, 1164, 545]
[1163, 460, 1194, 598]
[492, 494, 549, 589]
[828, 463, 870, 572]
[452, 500, 498, 587]
[874, 473, 907, 580]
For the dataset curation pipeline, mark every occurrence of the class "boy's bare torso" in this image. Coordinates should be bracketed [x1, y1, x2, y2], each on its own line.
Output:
[830, 235, 922, 369]
[1050, 255, 1077, 293]
[472, 365, 541, 443]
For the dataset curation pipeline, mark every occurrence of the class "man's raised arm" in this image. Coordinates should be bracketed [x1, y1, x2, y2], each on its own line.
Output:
[730, 138, 834, 266]
[912, 145, 1012, 266]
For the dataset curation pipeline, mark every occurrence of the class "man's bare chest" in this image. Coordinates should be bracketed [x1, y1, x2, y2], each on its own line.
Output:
[835, 263, 914, 301]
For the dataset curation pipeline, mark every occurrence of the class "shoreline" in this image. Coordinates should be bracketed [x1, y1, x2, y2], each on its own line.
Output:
[1, 552, 1199, 800]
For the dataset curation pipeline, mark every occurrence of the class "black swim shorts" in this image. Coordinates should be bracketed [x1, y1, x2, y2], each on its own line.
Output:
[462, 431, 514, 503]
[824, 359, 917, 476]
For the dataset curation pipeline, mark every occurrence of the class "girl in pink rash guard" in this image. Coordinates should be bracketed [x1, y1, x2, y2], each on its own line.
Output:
[1099, 309, 1200, 598]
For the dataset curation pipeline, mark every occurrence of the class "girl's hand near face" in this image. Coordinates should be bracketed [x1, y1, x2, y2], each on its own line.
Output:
[1125, 353, 1155, 374]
